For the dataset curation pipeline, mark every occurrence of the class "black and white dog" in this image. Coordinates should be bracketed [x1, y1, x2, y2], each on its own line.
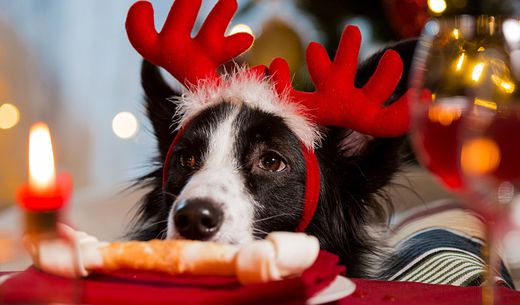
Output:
[127, 36, 416, 278]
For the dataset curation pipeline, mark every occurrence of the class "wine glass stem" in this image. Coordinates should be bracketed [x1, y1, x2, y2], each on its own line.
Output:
[482, 225, 499, 305]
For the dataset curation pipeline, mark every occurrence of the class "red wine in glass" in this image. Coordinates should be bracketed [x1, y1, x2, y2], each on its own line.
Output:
[412, 98, 467, 191]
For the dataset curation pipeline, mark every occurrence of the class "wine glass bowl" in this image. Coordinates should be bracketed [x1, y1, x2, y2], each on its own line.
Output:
[411, 15, 520, 202]
[409, 15, 520, 304]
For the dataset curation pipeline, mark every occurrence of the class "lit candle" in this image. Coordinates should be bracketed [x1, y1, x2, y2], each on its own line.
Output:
[17, 122, 73, 212]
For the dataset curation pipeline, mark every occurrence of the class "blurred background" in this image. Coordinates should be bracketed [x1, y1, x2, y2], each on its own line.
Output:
[0, 0, 519, 284]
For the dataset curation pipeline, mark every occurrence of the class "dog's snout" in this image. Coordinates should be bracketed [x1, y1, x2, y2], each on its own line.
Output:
[173, 198, 223, 240]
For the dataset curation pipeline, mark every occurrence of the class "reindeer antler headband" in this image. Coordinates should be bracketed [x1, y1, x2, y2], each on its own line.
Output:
[126, 0, 412, 232]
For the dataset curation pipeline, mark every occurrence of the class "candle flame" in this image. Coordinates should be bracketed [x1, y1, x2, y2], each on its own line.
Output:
[29, 122, 56, 192]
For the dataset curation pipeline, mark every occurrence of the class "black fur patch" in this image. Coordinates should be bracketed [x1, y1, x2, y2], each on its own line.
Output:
[232, 107, 306, 236]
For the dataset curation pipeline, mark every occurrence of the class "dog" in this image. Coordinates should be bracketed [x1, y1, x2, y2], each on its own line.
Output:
[125, 0, 416, 278]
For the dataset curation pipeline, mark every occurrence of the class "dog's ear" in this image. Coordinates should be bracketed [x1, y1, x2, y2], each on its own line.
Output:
[355, 38, 417, 104]
[318, 39, 417, 195]
[141, 60, 180, 159]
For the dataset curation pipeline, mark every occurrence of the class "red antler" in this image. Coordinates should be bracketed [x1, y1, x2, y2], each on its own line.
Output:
[269, 26, 411, 137]
[126, 0, 254, 88]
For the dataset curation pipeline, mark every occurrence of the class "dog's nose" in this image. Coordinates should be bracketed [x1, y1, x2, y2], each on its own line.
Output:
[173, 198, 223, 240]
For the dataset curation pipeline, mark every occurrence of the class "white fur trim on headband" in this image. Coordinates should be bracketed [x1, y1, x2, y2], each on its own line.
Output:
[171, 68, 322, 149]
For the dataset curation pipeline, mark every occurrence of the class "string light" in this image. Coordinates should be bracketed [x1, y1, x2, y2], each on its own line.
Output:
[474, 98, 497, 110]
[112, 112, 139, 139]
[428, 0, 447, 14]
[471, 62, 485, 82]
[452, 29, 460, 40]
[0, 103, 20, 130]
[455, 52, 465, 72]
[491, 75, 515, 94]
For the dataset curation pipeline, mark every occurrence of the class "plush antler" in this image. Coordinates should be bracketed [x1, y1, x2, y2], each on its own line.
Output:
[126, 0, 254, 88]
[269, 26, 411, 137]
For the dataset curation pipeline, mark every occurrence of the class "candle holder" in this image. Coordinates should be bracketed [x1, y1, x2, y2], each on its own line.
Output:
[17, 172, 74, 269]
[13, 122, 80, 303]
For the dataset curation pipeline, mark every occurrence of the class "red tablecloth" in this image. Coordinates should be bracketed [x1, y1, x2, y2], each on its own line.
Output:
[344, 278, 520, 305]
[1, 252, 519, 305]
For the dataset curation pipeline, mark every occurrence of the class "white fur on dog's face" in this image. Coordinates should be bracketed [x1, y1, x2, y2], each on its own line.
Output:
[166, 107, 258, 244]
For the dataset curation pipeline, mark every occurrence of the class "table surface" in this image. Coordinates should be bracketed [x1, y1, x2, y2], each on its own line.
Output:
[343, 278, 520, 305]
[1, 270, 520, 305]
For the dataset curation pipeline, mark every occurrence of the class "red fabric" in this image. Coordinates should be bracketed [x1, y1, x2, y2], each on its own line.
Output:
[339, 278, 520, 305]
[269, 25, 411, 138]
[0, 251, 343, 305]
[126, 0, 253, 88]
[296, 144, 321, 232]
[162, 126, 187, 190]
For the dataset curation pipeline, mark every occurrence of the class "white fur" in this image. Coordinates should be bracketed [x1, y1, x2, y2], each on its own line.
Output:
[171, 68, 322, 149]
[166, 109, 257, 244]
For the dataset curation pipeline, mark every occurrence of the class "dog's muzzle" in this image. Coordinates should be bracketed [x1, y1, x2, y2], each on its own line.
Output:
[173, 198, 224, 240]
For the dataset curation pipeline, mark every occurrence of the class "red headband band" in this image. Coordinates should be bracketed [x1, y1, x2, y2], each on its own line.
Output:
[161, 125, 321, 233]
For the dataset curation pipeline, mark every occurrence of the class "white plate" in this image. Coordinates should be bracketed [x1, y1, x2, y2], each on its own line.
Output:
[307, 275, 356, 305]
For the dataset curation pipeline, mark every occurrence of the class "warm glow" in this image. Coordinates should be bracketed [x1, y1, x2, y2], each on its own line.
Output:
[455, 52, 465, 71]
[0, 103, 20, 130]
[491, 75, 515, 94]
[112, 112, 139, 139]
[29, 122, 56, 192]
[428, 0, 447, 14]
[461, 138, 501, 176]
[229, 24, 253, 36]
[474, 98, 497, 110]
[471, 62, 485, 82]
[503, 19, 520, 44]
[452, 29, 460, 40]
[428, 105, 462, 126]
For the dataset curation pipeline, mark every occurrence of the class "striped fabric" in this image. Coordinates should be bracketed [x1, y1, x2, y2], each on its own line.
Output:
[380, 201, 515, 288]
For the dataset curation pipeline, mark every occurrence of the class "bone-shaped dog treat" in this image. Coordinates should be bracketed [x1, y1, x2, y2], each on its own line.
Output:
[33, 225, 320, 285]
[100, 240, 239, 276]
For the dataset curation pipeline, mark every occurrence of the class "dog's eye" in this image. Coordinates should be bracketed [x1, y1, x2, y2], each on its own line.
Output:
[178, 153, 198, 169]
[258, 152, 287, 172]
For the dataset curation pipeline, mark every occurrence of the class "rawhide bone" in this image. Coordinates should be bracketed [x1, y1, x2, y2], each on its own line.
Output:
[31, 224, 320, 285]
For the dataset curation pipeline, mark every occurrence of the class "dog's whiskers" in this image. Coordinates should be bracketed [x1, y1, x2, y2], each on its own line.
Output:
[161, 191, 178, 200]
[155, 226, 169, 240]
[253, 213, 291, 223]
[252, 227, 270, 236]
[139, 219, 169, 231]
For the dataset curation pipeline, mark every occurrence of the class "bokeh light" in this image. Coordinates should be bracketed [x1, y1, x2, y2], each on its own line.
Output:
[112, 112, 139, 139]
[461, 138, 501, 176]
[0, 103, 20, 130]
[427, 0, 447, 14]
[229, 24, 253, 36]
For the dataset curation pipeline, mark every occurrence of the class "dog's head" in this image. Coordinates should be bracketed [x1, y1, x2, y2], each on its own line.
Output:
[126, 0, 416, 276]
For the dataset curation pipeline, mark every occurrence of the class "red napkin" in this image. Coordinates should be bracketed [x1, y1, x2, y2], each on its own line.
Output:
[0, 251, 344, 305]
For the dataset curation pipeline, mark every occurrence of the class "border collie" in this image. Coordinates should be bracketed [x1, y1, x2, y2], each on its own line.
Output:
[125, 0, 416, 278]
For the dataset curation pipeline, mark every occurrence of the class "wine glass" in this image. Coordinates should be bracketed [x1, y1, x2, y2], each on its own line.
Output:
[410, 15, 520, 304]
